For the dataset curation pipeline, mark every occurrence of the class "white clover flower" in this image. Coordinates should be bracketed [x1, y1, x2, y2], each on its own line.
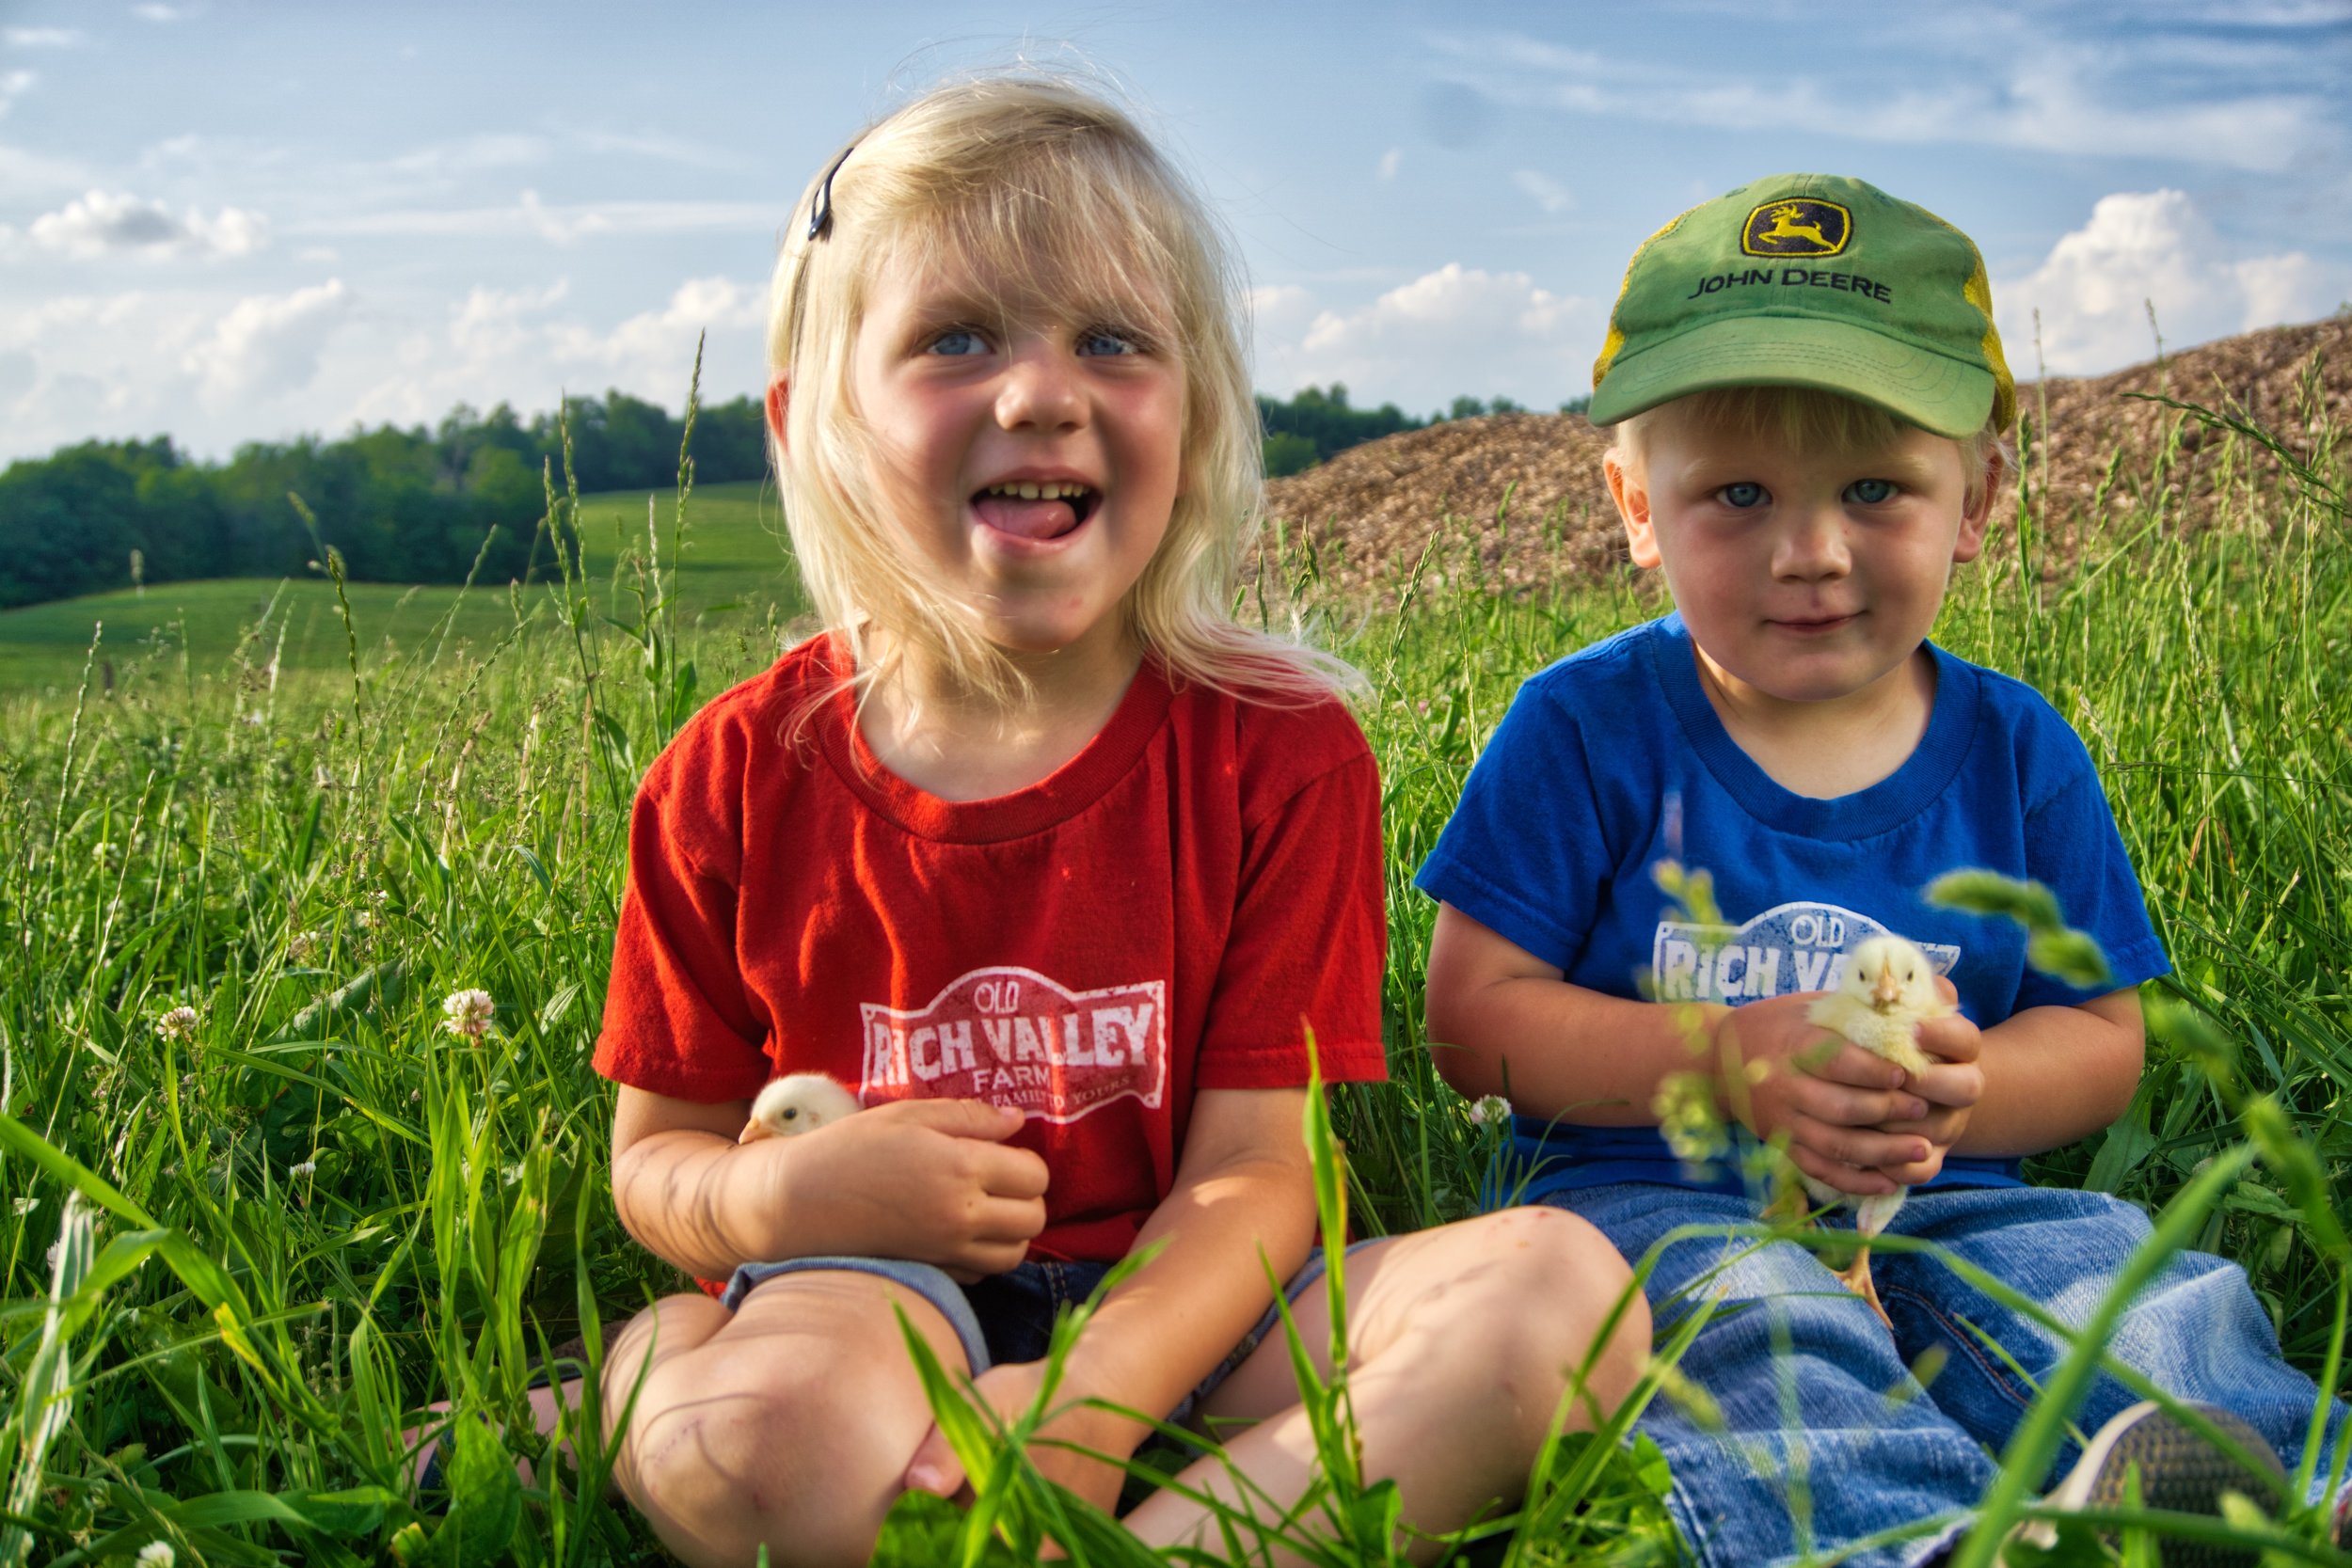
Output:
[440, 989, 496, 1040]
[153, 1006, 199, 1044]
[137, 1543, 175, 1567]
[289, 1160, 316, 1179]
[1468, 1094, 1512, 1127]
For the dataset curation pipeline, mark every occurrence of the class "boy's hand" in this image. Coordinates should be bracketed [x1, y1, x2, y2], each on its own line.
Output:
[903, 1359, 1134, 1517]
[764, 1099, 1048, 1280]
[1877, 980, 1985, 1187]
[1715, 993, 1932, 1197]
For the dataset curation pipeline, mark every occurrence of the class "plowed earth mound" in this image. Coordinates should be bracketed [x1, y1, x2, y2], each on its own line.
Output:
[1262, 317, 2350, 606]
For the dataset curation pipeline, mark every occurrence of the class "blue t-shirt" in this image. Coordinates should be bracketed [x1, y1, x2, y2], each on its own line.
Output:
[1415, 613, 2169, 1199]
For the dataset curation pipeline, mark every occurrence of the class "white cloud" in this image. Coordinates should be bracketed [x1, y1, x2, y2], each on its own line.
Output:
[28, 190, 269, 259]
[0, 69, 34, 118]
[385, 133, 552, 179]
[305, 193, 772, 244]
[1441, 29, 2338, 174]
[557, 275, 765, 377]
[1511, 169, 1574, 214]
[1996, 189, 2344, 374]
[1376, 147, 1402, 181]
[1257, 263, 1597, 410]
[346, 274, 765, 429]
[4, 27, 85, 47]
[0, 141, 90, 193]
[132, 3, 199, 21]
[184, 278, 351, 404]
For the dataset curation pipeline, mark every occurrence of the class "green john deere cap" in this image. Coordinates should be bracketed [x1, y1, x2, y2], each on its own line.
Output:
[1588, 173, 2015, 436]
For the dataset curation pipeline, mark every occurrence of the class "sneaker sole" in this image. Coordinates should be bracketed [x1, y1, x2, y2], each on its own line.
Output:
[2043, 1401, 2288, 1567]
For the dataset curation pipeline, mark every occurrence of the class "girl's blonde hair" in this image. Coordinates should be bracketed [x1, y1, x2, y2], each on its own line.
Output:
[768, 73, 1354, 708]
[1610, 386, 2011, 512]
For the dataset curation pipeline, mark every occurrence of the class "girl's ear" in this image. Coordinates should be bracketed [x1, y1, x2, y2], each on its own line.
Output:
[764, 376, 790, 455]
[1951, 444, 2004, 564]
[1604, 451, 1661, 569]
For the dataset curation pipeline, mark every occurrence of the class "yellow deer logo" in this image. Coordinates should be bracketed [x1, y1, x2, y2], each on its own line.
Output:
[1741, 198, 1851, 257]
[1758, 204, 1831, 248]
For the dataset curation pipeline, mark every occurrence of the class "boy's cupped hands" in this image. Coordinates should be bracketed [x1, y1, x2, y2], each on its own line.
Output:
[1719, 981, 1985, 1196]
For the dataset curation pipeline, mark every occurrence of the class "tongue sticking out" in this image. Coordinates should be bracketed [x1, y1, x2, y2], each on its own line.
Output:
[975, 494, 1083, 541]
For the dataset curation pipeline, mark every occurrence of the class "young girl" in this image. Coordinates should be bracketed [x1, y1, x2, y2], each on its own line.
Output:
[589, 75, 1649, 1567]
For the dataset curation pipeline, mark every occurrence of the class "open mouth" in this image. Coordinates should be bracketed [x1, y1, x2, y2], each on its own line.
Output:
[972, 481, 1101, 542]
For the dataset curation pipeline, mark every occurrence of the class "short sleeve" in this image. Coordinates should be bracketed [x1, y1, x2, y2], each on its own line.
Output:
[2016, 757, 2169, 1010]
[593, 736, 775, 1102]
[1414, 680, 1613, 971]
[1196, 751, 1388, 1088]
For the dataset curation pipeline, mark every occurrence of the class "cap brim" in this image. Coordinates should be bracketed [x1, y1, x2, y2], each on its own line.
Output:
[1589, 314, 1995, 437]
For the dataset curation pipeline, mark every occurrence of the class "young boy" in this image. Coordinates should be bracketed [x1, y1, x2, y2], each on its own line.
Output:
[1418, 173, 2348, 1567]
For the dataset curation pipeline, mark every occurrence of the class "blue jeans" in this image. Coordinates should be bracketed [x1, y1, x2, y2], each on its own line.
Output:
[1546, 1182, 2348, 1568]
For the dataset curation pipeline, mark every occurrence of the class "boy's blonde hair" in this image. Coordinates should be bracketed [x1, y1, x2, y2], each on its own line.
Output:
[1609, 386, 2010, 512]
[768, 73, 1352, 708]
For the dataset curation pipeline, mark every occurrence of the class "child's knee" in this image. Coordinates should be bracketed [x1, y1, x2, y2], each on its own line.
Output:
[1492, 1207, 1650, 1375]
[617, 1340, 925, 1568]
[1416, 1208, 1650, 1421]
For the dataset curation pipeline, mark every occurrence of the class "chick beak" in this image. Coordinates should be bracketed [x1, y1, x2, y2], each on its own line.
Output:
[1871, 970, 1903, 1010]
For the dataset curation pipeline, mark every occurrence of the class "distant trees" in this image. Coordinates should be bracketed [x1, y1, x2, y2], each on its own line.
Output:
[0, 391, 771, 610]
[1258, 384, 1588, 478]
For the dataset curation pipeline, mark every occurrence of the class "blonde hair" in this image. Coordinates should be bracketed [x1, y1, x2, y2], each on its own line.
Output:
[1611, 387, 2010, 512]
[768, 73, 1354, 709]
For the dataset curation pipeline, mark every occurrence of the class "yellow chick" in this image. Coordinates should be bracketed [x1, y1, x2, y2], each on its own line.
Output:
[739, 1072, 863, 1143]
[1797, 934, 1955, 1326]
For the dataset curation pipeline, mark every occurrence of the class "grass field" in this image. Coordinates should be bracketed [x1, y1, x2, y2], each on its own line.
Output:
[0, 480, 807, 697]
[0, 387, 2345, 1566]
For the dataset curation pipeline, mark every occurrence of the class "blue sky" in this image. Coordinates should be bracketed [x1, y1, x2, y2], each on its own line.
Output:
[2, 0, 2346, 461]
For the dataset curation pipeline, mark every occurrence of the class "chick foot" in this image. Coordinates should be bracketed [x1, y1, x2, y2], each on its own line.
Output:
[1833, 1248, 1895, 1331]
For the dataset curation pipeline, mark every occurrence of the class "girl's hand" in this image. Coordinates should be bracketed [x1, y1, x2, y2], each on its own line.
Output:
[902, 1359, 1134, 1517]
[1715, 993, 1931, 1197]
[769, 1099, 1049, 1280]
[1877, 982, 1985, 1187]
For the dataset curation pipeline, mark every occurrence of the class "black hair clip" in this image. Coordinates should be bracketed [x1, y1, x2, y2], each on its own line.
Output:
[807, 145, 854, 242]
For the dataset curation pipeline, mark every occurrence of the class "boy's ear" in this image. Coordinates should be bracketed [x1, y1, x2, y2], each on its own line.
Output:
[1951, 444, 2006, 564]
[1604, 451, 1661, 569]
[764, 376, 790, 454]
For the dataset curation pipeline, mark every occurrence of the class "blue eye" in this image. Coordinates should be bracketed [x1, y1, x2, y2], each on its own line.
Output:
[1845, 478, 1898, 503]
[927, 328, 987, 357]
[1719, 482, 1768, 509]
[1076, 328, 1138, 356]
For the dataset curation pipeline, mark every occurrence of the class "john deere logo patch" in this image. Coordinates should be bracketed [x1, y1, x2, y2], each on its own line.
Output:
[1741, 198, 1851, 258]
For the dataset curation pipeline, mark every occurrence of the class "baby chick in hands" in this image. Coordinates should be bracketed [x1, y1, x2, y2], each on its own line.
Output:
[1799, 935, 1955, 1326]
[739, 1072, 863, 1143]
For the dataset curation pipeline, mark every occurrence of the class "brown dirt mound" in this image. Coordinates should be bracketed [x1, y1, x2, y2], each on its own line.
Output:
[1263, 317, 2350, 605]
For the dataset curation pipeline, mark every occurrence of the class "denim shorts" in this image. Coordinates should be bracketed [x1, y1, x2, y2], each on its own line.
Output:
[723, 1242, 1372, 1420]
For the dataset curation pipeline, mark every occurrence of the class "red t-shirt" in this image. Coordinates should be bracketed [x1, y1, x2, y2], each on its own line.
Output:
[593, 635, 1388, 1266]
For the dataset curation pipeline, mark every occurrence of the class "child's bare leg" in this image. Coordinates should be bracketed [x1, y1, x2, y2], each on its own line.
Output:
[1126, 1207, 1649, 1564]
[606, 1273, 973, 1568]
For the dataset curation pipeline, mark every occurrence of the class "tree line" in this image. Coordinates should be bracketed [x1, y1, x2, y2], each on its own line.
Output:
[0, 383, 1595, 610]
[1259, 385, 1590, 477]
[0, 391, 769, 611]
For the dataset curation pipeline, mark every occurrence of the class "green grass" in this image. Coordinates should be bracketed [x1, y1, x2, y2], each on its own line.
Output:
[0, 386, 2344, 1566]
[0, 480, 805, 695]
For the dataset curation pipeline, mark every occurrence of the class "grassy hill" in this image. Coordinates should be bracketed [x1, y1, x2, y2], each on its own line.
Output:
[0, 479, 806, 695]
